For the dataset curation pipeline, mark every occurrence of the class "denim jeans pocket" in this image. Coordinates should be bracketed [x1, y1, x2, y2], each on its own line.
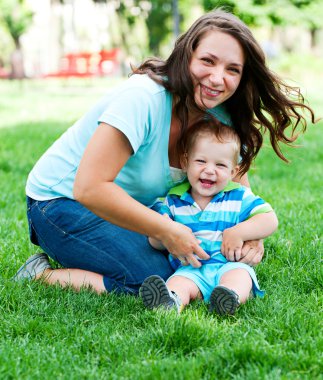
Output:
[26, 196, 38, 212]
[27, 197, 63, 249]
[38, 198, 61, 214]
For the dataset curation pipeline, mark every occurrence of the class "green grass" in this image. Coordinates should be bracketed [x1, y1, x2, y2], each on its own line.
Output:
[0, 64, 322, 379]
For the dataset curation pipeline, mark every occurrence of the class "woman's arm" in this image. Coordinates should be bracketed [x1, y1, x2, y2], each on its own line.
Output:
[74, 123, 209, 267]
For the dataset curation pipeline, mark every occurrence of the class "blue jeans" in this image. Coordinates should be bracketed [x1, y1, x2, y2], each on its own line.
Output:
[26, 196, 174, 294]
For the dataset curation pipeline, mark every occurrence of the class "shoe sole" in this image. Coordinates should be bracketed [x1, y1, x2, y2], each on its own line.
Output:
[139, 275, 173, 309]
[209, 286, 240, 315]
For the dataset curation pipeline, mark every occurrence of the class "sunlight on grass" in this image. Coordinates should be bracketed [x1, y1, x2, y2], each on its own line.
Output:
[0, 77, 122, 129]
[0, 55, 322, 379]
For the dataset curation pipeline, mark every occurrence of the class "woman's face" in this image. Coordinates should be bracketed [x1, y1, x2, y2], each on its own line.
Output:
[189, 30, 245, 110]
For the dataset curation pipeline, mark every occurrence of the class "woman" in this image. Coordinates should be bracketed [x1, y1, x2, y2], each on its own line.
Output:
[14, 9, 314, 294]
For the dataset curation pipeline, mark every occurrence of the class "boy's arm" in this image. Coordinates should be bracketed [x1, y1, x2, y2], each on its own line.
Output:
[221, 211, 278, 262]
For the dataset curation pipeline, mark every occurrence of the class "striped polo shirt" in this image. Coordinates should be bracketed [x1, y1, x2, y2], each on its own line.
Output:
[159, 181, 273, 269]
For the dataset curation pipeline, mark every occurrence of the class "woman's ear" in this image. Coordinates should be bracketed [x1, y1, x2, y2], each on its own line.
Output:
[231, 165, 240, 179]
[180, 153, 188, 171]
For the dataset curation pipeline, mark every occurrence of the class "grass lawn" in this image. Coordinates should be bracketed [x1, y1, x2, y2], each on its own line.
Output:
[0, 58, 322, 379]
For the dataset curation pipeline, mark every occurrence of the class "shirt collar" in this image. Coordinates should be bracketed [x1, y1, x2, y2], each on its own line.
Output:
[168, 181, 241, 201]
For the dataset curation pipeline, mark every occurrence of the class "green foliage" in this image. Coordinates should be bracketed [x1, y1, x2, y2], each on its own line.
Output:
[116, 0, 140, 27]
[202, 0, 267, 26]
[112, 0, 187, 58]
[145, 0, 173, 55]
[289, 0, 313, 7]
[145, 0, 201, 56]
[202, 0, 323, 28]
[203, 0, 235, 12]
[0, 0, 33, 47]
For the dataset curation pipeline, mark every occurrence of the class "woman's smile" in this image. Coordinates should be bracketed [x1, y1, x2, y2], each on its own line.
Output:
[200, 84, 223, 98]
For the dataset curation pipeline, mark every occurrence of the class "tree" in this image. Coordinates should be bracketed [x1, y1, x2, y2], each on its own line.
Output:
[0, 0, 33, 78]
[202, 0, 323, 52]
[291, 0, 323, 49]
[202, 0, 323, 29]
[146, 0, 202, 56]
[145, 0, 173, 55]
[112, 0, 175, 58]
[92, 0, 199, 59]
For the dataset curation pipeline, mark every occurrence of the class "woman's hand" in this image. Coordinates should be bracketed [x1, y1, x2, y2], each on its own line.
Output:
[158, 220, 210, 268]
[238, 239, 264, 266]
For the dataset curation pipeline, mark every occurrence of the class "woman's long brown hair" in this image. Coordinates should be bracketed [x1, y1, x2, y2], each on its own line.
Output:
[132, 9, 315, 174]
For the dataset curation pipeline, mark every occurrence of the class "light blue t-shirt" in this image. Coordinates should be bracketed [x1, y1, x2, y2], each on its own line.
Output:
[26, 75, 231, 207]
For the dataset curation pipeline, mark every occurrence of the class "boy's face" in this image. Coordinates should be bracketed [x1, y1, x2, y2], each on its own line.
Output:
[181, 135, 239, 203]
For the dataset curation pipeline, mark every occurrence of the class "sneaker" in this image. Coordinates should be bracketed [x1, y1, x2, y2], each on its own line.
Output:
[12, 253, 52, 281]
[209, 286, 240, 315]
[139, 275, 183, 313]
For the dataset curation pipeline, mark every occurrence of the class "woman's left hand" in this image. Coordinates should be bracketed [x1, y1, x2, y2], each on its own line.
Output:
[238, 239, 264, 266]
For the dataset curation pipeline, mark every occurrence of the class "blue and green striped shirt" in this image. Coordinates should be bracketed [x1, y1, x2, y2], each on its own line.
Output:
[159, 181, 273, 269]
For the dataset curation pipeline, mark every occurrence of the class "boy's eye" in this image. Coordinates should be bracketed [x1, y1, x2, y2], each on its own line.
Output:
[217, 163, 227, 168]
[196, 159, 206, 163]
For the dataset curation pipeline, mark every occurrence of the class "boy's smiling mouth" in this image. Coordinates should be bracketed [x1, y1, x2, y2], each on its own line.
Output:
[200, 179, 215, 188]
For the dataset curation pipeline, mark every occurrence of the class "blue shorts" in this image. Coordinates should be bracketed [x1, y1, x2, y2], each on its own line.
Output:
[168, 254, 265, 302]
[26, 196, 173, 294]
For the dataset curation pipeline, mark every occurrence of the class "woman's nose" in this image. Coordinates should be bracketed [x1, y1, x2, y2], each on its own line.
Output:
[209, 66, 225, 85]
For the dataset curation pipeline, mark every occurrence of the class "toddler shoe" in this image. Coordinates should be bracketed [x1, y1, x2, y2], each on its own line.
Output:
[209, 285, 240, 315]
[139, 275, 183, 313]
[13, 253, 52, 281]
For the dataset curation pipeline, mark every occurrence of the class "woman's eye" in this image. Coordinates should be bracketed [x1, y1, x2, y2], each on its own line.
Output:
[201, 57, 213, 64]
[228, 67, 241, 74]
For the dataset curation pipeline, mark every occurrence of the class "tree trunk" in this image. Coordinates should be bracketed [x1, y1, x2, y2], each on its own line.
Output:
[10, 43, 26, 79]
[310, 26, 318, 49]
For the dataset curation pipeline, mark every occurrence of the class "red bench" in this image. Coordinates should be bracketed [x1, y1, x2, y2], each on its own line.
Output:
[45, 48, 121, 78]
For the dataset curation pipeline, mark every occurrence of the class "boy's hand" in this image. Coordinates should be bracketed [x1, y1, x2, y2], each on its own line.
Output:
[148, 236, 166, 250]
[221, 211, 277, 265]
[221, 227, 244, 261]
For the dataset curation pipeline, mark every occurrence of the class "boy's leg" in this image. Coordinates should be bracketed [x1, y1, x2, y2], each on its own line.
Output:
[210, 268, 252, 315]
[139, 275, 183, 312]
[219, 268, 252, 303]
[139, 274, 201, 313]
[166, 275, 202, 305]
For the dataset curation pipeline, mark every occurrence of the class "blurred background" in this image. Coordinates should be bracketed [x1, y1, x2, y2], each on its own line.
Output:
[0, 0, 322, 80]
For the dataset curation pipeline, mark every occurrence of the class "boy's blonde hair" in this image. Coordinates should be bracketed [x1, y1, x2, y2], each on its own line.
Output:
[182, 119, 241, 165]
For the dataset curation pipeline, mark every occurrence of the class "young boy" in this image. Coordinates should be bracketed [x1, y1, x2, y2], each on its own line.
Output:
[139, 120, 278, 315]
